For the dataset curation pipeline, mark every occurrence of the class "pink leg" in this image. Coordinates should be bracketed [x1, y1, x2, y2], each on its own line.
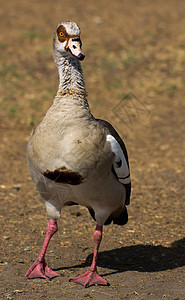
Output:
[25, 219, 60, 280]
[70, 225, 109, 288]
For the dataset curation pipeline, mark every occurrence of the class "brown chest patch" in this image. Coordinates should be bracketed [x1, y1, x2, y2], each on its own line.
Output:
[43, 166, 83, 185]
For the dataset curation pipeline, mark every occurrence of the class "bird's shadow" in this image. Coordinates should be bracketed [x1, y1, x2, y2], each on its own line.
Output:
[55, 238, 185, 276]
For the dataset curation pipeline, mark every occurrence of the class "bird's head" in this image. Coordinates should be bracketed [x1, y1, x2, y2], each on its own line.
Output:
[53, 21, 85, 61]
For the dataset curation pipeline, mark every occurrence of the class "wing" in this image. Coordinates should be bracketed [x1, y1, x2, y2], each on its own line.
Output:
[97, 119, 131, 205]
[106, 134, 131, 184]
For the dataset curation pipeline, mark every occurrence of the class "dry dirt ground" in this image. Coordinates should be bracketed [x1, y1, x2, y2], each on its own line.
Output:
[0, 0, 185, 299]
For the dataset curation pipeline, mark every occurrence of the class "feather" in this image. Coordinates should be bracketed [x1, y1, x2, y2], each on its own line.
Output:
[106, 134, 131, 184]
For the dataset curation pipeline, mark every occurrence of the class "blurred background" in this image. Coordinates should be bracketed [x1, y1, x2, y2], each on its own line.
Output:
[0, 0, 185, 299]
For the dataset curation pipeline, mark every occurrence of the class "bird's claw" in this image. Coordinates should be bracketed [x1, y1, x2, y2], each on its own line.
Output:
[69, 269, 109, 288]
[25, 259, 60, 279]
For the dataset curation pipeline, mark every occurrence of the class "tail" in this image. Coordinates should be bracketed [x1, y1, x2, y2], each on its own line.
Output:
[107, 206, 128, 226]
[88, 206, 128, 226]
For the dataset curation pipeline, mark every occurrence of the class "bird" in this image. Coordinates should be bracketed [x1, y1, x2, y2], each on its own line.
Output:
[25, 21, 131, 288]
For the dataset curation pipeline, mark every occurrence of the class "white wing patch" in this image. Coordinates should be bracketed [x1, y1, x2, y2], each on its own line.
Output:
[106, 134, 130, 184]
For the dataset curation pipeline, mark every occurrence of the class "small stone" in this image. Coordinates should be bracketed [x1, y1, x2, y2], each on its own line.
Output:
[0, 185, 6, 189]
[3, 236, 10, 240]
[13, 185, 21, 191]
[132, 291, 139, 295]
[24, 246, 31, 251]
[1, 261, 8, 265]
[13, 290, 24, 293]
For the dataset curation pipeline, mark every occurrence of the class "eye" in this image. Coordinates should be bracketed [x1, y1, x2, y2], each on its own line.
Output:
[59, 32, 64, 37]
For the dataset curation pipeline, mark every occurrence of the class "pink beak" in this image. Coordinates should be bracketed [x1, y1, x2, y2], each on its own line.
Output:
[66, 38, 85, 61]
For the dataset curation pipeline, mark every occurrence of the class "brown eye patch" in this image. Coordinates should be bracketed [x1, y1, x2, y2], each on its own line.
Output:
[56, 24, 81, 44]
[57, 25, 67, 42]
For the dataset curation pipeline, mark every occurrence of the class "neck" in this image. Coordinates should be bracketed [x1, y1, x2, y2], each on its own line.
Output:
[55, 54, 86, 96]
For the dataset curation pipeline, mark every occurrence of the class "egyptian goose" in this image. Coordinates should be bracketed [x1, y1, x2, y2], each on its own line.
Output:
[25, 21, 131, 287]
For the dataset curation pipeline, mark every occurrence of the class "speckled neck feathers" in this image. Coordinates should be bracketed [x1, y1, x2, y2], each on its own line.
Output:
[53, 49, 86, 96]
